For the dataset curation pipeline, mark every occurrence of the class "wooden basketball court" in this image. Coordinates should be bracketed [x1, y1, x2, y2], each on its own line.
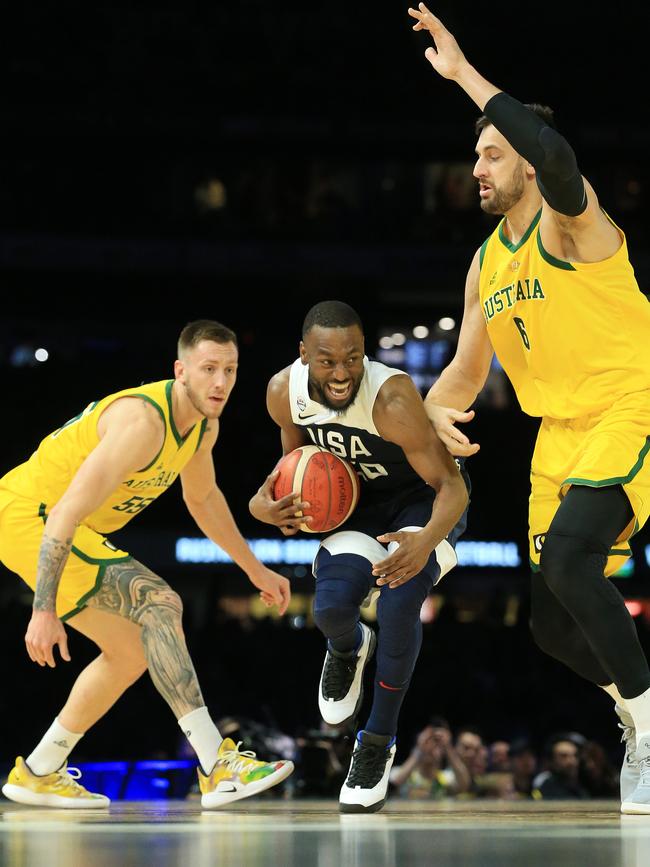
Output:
[2, 798, 650, 866]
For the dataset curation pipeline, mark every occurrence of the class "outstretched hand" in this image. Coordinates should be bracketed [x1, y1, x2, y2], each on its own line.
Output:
[250, 566, 291, 615]
[428, 405, 480, 457]
[408, 4, 468, 79]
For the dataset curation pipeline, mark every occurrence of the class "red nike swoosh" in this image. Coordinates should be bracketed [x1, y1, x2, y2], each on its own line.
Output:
[379, 681, 402, 691]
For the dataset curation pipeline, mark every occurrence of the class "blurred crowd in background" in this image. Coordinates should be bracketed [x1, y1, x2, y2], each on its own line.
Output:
[3, 2, 650, 803]
[173, 712, 620, 803]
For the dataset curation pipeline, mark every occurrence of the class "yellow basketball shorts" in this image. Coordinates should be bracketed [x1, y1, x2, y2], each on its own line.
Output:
[529, 389, 650, 577]
[0, 489, 131, 621]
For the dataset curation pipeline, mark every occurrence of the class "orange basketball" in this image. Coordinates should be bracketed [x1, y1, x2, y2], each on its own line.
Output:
[273, 445, 360, 533]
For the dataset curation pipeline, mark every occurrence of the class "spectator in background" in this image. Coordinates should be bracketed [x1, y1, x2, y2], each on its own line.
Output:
[533, 734, 589, 800]
[453, 726, 490, 798]
[471, 738, 516, 798]
[580, 740, 619, 798]
[509, 738, 538, 799]
[455, 727, 486, 776]
[488, 740, 512, 773]
[390, 716, 471, 799]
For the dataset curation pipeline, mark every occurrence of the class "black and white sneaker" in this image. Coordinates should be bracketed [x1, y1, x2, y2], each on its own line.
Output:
[339, 730, 396, 813]
[318, 623, 376, 725]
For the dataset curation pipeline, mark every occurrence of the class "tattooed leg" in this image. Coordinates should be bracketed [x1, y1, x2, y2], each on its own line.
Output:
[87, 558, 204, 719]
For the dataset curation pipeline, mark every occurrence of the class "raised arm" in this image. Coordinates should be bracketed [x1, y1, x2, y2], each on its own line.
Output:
[180, 422, 290, 614]
[248, 367, 311, 535]
[424, 247, 492, 456]
[371, 375, 469, 588]
[25, 398, 164, 667]
[409, 4, 622, 259]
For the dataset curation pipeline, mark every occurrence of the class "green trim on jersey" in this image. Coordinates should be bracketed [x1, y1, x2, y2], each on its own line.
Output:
[129, 394, 166, 471]
[562, 436, 650, 489]
[61, 556, 133, 622]
[479, 237, 490, 270]
[497, 209, 541, 253]
[37, 503, 132, 621]
[165, 379, 199, 447]
[195, 418, 209, 452]
[536, 230, 577, 272]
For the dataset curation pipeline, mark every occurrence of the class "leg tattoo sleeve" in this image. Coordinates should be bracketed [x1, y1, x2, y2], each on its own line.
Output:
[88, 559, 204, 718]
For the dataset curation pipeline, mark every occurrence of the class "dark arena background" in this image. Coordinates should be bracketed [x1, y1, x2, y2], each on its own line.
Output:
[2, 2, 650, 864]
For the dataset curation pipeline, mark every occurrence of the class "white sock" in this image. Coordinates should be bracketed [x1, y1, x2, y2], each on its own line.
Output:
[601, 683, 629, 713]
[178, 706, 222, 774]
[26, 717, 83, 776]
[623, 687, 650, 747]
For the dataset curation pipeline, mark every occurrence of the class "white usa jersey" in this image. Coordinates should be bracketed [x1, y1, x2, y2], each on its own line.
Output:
[289, 356, 428, 505]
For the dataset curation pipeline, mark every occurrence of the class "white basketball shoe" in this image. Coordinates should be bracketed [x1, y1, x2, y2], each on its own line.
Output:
[319, 623, 376, 726]
[339, 730, 396, 813]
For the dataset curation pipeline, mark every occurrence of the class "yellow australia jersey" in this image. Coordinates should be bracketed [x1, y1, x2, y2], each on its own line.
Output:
[479, 210, 650, 418]
[0, 379, 207, 534]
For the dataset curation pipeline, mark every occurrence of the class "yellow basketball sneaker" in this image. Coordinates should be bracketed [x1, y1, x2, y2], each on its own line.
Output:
[2, 757, 110, 808]
[198, 738, 294, 809]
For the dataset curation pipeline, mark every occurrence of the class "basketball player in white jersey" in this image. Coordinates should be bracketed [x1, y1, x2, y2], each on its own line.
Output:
[250, 300, 470, 812]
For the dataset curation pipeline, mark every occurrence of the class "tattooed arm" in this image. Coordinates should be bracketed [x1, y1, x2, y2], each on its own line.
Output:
[25, 399, 164, 667]
[180, 422, 291, 615]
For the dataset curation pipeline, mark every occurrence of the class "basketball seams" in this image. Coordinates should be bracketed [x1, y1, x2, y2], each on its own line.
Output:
[342, 458, 360, 509]
[322, 452, 333, 531]
[273, 444, 359, 533]
[291, 448, 312, 528]
[274, 449, 303, 500]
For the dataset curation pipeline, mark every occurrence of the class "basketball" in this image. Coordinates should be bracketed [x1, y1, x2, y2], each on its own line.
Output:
[273, 445, 360, 533]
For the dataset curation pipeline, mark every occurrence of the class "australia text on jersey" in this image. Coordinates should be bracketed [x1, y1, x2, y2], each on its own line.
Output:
[112, 470, 178, 514]
[483, 277, 546, 322]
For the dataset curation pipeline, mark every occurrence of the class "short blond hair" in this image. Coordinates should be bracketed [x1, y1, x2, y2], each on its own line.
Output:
[177, 319, 238, 358]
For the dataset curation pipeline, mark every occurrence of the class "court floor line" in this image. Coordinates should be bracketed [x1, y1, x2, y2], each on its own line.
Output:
[3, 820, 650, 837]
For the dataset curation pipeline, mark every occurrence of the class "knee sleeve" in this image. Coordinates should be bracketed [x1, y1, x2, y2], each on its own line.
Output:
[540, 532, 608, 604]
[312, 542, 374, 639]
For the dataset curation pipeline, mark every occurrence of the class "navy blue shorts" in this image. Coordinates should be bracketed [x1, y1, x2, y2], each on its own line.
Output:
[313, 462, 470, 587]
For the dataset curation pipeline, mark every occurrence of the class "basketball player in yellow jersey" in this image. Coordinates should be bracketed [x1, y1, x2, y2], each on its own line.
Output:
[0, 319, 293, 809]
[409, 5, 650, 814]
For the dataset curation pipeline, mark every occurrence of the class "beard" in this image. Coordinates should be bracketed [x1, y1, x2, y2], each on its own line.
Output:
[183, 380, 222, 418]
[480, 162, 526, 215]
[308, 375, 362, 415]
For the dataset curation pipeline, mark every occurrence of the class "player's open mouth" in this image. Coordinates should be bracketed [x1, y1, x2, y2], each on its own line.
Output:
[327, 382, 351, 400]
[479, 184, 492, 198]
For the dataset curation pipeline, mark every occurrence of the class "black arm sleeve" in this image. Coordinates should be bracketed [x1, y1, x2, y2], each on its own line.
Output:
[483, 92, 587, 217]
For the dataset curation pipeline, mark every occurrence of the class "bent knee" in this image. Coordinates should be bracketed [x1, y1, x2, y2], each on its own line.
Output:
[135, 586, 184, 626]
[150, 586, 183, 614]
[313, 602, 358, 634]
[539, 532, 604, 592]
[103, 644, 148, 683]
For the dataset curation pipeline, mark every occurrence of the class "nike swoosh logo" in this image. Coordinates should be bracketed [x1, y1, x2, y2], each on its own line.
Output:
[218, 784, 238, 793]
[379, 681, 402, 692]
[298, 413, 319, 420]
